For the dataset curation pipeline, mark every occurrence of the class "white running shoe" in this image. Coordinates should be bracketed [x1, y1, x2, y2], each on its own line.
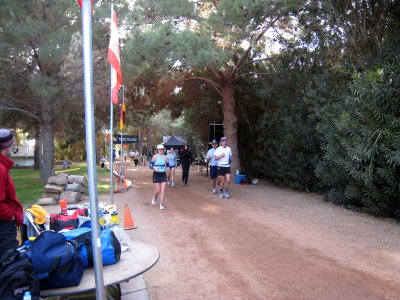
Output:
[151, 196, 157, 205]
[160, 203, 165, 210]
[224, 192, 230, 199]
[167, 180, 170, 185]
[171, 182, 175, 187]
[212, 188, 216, 194]
[219, 192, 224, 199]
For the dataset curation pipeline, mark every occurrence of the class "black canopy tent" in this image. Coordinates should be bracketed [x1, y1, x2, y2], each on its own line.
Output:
[162, 136, 186, 150]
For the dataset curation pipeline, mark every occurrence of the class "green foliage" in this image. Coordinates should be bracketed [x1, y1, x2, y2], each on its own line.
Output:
[316, 57, 400, 217]
[243, 51, 323, 191]
[9, 169, 46, 206]
[255, 91, 321, 191]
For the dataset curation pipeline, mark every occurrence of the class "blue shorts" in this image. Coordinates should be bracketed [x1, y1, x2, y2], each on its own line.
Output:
[210, 166, 218, 179]
[168, 165, 176, 169]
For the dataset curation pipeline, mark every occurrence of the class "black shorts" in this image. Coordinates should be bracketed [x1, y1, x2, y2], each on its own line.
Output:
[0, 221, 18, 258]
[217, 166, 231, 176]
[153, 172, 167, 183]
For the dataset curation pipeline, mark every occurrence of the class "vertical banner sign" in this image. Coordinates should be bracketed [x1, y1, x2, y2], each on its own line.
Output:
[120, 93, 126, 130]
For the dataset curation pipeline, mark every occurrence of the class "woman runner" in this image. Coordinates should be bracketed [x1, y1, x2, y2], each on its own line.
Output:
[149, 144, 169, 210]
[166, 147, 177, 187]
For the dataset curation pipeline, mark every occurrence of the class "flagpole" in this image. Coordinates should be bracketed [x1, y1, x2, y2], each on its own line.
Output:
[81, 0, 106, 298]
[109, 3, 115, 204]
[120, 85, 125, 181]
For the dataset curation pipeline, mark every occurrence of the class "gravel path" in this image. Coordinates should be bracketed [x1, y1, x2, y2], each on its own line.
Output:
[100, 165, 400, 300]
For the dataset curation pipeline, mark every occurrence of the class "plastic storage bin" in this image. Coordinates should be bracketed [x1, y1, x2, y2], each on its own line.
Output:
[235, 174, 247, 184]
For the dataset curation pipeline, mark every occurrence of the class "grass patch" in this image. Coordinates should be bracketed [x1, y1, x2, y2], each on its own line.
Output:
[54, 161, 110, 176]
[10, 163, 111, 207]
[9, 169, 46, 207]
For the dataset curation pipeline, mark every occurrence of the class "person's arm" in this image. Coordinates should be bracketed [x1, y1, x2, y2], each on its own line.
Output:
[165, 156, 170, 168]
[0, 173, 14, 221]
[214, 149, 225, 160]
[206, 150, 211, 161]
[149, 155, 157, 169]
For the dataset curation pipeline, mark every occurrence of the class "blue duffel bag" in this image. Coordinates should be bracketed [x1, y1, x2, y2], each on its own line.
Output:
[62, 226, 121, 267]
[24, 230, 84, 289]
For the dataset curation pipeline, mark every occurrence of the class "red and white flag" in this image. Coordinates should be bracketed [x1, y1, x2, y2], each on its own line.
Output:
[108, 11, 122, 104]
[77, 0, 93, 9]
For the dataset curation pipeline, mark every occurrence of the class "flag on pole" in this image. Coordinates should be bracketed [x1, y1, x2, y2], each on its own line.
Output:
[120, 96, 126, 130]
[108, 11, 122, 104]
[77, 0, 93, 9]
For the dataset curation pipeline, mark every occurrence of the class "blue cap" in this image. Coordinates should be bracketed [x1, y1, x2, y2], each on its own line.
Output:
[220, 137, 227, 142]
[211, 140, 218, 144]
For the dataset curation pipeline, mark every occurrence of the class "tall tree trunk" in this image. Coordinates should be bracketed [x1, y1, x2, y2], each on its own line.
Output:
[96, 133, 102, 163]
[146, 129, 153, 154]
[75, 141, 81, 161]
[220, 78, 241, 172]
[138, 126, 144, 156]
[33, 126, 42, 170]
[40, 116, 54, 181]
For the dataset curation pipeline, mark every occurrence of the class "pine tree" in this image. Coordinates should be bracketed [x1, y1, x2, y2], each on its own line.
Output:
[123, 0, 305, 171]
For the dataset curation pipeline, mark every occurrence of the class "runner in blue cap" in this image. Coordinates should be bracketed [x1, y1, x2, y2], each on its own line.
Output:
[206, 140, 219, 194]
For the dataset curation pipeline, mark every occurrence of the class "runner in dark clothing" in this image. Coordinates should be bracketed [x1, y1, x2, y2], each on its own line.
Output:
[179, 144, 192, 186]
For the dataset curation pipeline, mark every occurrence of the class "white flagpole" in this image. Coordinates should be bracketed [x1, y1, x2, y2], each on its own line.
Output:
[81, 0, 106, 298]
[109, 3, 115, 204]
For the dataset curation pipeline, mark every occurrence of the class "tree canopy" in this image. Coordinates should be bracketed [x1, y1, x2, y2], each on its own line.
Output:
[1, 0, 399, 217]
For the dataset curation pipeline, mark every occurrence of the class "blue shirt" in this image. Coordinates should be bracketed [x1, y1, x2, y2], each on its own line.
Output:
[167, 152, 177, 166]
[206, 148, 218, 166]
[154, 155, 167, 173]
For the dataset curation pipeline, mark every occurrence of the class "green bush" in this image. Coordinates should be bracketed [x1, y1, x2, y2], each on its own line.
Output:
[252, 66, 322, 191]
[316, 59, 400, 217]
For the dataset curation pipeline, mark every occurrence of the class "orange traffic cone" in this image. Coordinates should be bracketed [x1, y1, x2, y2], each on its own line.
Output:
[124, 204, 137, 230]
[122, 175, 128, 189]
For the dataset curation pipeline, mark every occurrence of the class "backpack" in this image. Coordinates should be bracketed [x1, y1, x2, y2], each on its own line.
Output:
[62, 225, 121, 267]
[24, 231, 84, 289]
[0, 249, 40, 300]
[50, 208, 88, 232]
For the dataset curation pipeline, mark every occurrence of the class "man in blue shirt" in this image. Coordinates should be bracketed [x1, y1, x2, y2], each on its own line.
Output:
[206, 140, 219, 194]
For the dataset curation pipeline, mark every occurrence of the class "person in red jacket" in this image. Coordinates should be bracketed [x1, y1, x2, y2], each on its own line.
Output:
[0, 129, 23, 257]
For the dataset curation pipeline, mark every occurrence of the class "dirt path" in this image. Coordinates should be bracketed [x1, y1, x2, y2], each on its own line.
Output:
[101, 165, 400, 300]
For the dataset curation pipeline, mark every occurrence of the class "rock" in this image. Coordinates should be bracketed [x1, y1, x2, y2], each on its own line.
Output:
[36, 197, 57, 206]
[60, 191, 80, 204]
[68, 175, 87, 186]
[47, 174, 68, 185]
[44, 184, 65, 194]
[65, 182, 86, 193]
[44, 193, 60, 202]
[79, 193, 87, 202]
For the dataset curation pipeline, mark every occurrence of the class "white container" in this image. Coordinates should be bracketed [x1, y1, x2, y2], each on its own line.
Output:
[23, 291, 31, 300]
